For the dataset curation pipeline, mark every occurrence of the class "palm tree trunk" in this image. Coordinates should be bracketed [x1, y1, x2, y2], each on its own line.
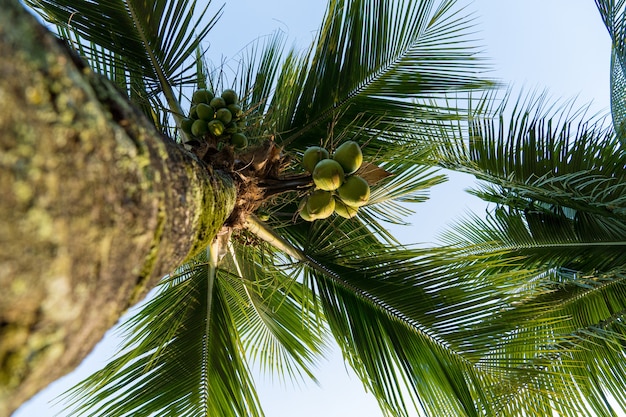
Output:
[0, 1, 236, 414]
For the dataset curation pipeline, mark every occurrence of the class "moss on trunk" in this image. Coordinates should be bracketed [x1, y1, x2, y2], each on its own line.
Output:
[0, 1, 236, 414]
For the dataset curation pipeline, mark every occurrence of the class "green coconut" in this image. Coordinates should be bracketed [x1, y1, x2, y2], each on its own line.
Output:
[216, 107, 233, 124]
[333, 140, 363, 175]
[307, 190, 335, 219]
[221, 89, 239, 105]
[189, 105, 198, 120]
[334, 198, 359, 219]
[313, 159, 345, 191]
[191, 119, 208, 137]
[302, 146, 330, 173]
[196, 103, 214, 121]
[207, 119, 225, 137]
[227, 104, 243, 118]
[337, 175, 370, 207]
[192, 89, 214, 104]
[298, 198, 316, 221]
[181, 118, 195, 135]
[231, 133, 248, 149]
[210, 96, 227, 109]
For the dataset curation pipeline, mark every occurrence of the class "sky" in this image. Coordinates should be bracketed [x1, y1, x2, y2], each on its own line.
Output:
[13, 1, 612, 416]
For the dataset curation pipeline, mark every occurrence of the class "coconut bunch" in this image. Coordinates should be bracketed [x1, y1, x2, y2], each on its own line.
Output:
[181, 88, 248, 149]
[299, 141, 370, 221]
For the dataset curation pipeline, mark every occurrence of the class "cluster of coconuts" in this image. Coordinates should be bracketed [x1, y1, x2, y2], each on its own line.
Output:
[181, 88, 248, 149]
[299, 141, 370, 221]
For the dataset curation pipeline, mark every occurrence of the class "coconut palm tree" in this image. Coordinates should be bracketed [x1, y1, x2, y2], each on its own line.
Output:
[11, 0, 492, 415]
[10, 0, 625, 417]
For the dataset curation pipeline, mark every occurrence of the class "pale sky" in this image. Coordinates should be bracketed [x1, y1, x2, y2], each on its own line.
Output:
[13, 1, 611, 416]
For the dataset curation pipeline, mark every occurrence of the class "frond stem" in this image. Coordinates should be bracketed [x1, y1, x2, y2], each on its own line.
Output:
[125, 0, 189, 141]
[202, 238, 220, 406]
[244, 215, 470, 364]
[446, 164, 626, 221]
[245, 214, 305, 260]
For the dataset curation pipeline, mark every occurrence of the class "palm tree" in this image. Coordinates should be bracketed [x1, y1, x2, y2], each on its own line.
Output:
[5, 0, 491, 415]
[5, 1, 625, 417]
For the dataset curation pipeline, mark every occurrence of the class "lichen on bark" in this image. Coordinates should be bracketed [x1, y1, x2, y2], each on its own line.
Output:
[0, 1, 236, 414]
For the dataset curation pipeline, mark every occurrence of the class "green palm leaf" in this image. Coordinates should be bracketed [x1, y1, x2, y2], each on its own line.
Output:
[433, 91, 625, 218]
[416, 88, 626, 415]
[251, 0, 493, 148]
[257, 210, 592, 416]
[234, 30, 298, 121]
[433, 209, 626, 416]
[611, 48, 626, 140]
[26, 0, 223, 126]
[60, 252, 262, 417]
[220, 239, 328, 382]
[59, 238, 328, 416]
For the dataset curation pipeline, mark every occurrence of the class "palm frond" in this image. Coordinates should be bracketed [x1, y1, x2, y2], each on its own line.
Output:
[435, 230, 626, 415]
[235, 30, 294, 119]
[441, 207, 626, 271]
[416, 139, 626, 415]
[431, 91, 626, 220]
[254, 210, 600, 416]
[60, 252, 263, 417]
[26, 0, 223, 127]
[256, 0, 493, 148]
[220, 237, 328, 383]
[365, 160, 447, 225]
[60, 234, 329, 416]
[611, 49, 626, 141]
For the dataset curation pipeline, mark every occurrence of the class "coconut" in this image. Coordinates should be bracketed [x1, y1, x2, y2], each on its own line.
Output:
[192, 89, 214, 104]
[207, 119, 225, 137]
[313, 159, 345, 191]
[231, 133, 248, 149]
[307, 190, 335, 219]
[333, 140, 362, 174]
[337, 175, 370, 207]
[221, 89, 239, 105]
[216, 107, 233, 124]
[334, 198, 359, 219]
[302, 146, 329, 173]
[298, 198, 316, 221]
[191, 119, 208, 137]
[210, 96, 227, 109]
[227, 104, 243, 118]
[181, 118, 195, 135]
[196, 103, 214, 121]
[189, 105, 198, 120]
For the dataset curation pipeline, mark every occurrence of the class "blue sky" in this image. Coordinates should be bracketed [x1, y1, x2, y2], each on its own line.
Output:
[14, 1, 612, 416]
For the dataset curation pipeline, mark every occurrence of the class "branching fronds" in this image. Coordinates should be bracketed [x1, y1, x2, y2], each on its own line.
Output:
[26, 0, 223, 131]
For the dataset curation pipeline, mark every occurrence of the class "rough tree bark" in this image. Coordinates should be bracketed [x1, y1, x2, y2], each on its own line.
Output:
[0, 1, 237, 414]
